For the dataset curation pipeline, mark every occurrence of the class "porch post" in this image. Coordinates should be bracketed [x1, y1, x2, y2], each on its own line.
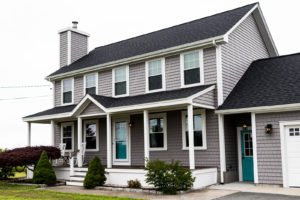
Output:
[143, 110, 149, 166]
[77, 117, 83, 167]
[50, 120, 55, 146]
[187, 104, 195, 170]
[27, 122, 31, 146]
[251, 112, 258, 184]
[218, 114, 226, 183]
[106, 113, 112, 168]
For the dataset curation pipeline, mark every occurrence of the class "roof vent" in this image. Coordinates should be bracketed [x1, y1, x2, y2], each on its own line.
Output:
[72, 21, 78, 29]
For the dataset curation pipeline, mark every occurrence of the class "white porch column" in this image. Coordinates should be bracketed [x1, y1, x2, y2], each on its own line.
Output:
[251, 112, 259, 184]
[106, 113, 112, 168]
[143, 110, 149, 166]
[50, 120, 55, 146]
[218, 114, 226, 183]
[187, 104, 195, 170]
[27, 122, 31, 146]
[77, 117, 83, 167]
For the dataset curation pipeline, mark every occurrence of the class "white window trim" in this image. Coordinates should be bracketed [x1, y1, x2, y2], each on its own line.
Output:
[149, 113, 167, 151]
[180, 49, 204, 88]
[60, 122, 75, 152]
[61, 77, 74, 105]
[83, 72, 98, 95]
[112, 66, 129, 98]
[83, 119, 99, 152]
[181, 109, 207, 150]
[145, 58, 166, 93]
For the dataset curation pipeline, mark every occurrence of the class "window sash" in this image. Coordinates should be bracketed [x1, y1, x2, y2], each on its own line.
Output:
[114, 67, 126, 83]
[148, 75, 162, 91]
[85, 87, 96, 95]
[184, 114, 203, 147]
[183, 52, 199, 70]
[85, 74, 96, 88]
[62, 124, 73, 151]
[149, 116, 166, 149]
[63, 79, 72, 92]
[85, 122, 97, 150]
[148, 60, 162, 77]
[115, 81, 126, 96]
[63, 91, 72, 104]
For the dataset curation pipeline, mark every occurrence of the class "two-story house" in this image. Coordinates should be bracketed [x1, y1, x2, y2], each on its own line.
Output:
[25, 2, 300, 188]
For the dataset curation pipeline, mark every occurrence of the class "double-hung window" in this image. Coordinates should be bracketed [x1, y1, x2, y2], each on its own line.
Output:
[113, 66, 129, 97]
[84, 73, 97, 95]
[62, 78, 73, 104]
[61, 122, 74, 151]
[149, 113, 167, 150]
[84, 120, 99, 151]
[181, 50, 204, 87]
[182, 109, 207, 150]
[146, 58, 165, 92]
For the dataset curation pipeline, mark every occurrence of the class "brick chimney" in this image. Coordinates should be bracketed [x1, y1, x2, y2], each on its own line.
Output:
[58, 21, 89, 68]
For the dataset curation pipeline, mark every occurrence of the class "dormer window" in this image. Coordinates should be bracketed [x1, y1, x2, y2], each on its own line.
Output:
[113, 66, 129, 97]
[84, 73, 97, 95]
[146, 58, 165, 92]
[62, 78, 73, 104]
[180, 50, 204, 87]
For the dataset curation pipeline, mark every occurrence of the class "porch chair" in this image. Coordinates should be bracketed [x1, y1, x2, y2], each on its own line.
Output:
[55, 143, 67, 165]
[75, 143, 87, 166]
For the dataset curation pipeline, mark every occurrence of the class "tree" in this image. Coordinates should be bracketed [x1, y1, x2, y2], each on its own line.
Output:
[83, 156, 106, 189]
[33, 151, 56, 185]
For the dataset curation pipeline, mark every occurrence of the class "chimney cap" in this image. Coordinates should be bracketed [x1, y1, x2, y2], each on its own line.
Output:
[72, 21, 78, 29]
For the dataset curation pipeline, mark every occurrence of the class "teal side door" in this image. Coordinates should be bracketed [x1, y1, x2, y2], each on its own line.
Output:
[241, 130, 254, 182]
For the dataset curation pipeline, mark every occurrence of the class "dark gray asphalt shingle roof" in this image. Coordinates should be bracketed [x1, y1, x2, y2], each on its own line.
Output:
[49, 3, 256, 77]
[24, 85, 214, 118]
[219, 53, 300, 110]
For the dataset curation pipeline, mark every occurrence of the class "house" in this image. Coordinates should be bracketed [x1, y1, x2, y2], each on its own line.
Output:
[24, 2, 300, 188]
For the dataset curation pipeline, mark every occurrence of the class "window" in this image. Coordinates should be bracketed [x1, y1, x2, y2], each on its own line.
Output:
[62, 78, 73, 104]
[181, 50, 204, 87]
[182, 109, 207, 150]
[149, 113, 167, 150]
[61, 122, 74, 151]
[146, 59, 165, 92]
[113, 66, 129, 97]
[84, 120, 99, 151]
[84, 73, 97, 95]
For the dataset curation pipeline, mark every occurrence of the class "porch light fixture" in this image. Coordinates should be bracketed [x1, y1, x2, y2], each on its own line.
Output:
[265, 124, 273, 134]
[129, 121, 134, 127]
[242, 124, 248, 130]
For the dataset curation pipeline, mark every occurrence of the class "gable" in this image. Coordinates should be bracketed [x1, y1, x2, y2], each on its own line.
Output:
[193, 89, 216, 108]
[80, 102, 105, 116]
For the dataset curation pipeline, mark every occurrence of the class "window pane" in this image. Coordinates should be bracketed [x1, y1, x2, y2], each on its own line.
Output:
[115, 67, 126, 82]
[63, 79, 72, 92]
[63, 126, 72, 137]
[148, 60, 162, 76]
[184, 52, 199, 70]
[194, 115, 202, 131]
[86, 137, 96, 149]
[115, 81, 126, 95]
[86, 87, 96, 95]
[86, 74, 96, 88]
[184, 68, 200, 85]
[63, 91, 72, 103]
[63, 138, 72, 150]
[150, 133, 164, 148]
[185, 113, 203, 147]
[149, 75, 162, 90]
[86, 123, 96, 137]
[150, 118, 164, 133]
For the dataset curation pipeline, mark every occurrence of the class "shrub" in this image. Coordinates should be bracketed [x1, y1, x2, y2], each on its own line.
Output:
[0, 167, 13, 180]
[83, 156, 106, 189]
[15, 166, 26, 173]
[127, 179, 142, 189]
[145, 160, 195, 194]
[33, 151, 56, 185]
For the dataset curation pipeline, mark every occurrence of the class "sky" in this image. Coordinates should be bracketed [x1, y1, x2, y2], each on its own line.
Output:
[0, 0, 300, 149]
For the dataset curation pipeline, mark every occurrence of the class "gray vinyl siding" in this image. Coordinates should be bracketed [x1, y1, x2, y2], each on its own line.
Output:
[222, 14, 269, 100]
[98, 70, 112, 97]
[203, 47, 217, 84]
[129, 63, 145, 96]
[59, 32, 68, 68]
[165, 55, 181, 90]
[255, 111, 300, 185]
[74, 76, 83, 104]
[193, 90, 216, 108]
[54, 81, 61, 106]
[81, 102, 105, 116]
[130, 114, 145, 166]
[71, 32, 88, 64]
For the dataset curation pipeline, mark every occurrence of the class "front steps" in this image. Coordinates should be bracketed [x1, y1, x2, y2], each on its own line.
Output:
[66, 167, 87, 186]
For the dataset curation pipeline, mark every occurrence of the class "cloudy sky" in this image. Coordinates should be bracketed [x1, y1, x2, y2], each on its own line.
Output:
[0, 0, 299, 149]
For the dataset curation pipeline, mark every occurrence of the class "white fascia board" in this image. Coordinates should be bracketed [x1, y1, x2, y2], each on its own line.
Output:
[46, 36, 227, 81]
[188, 85, 215, 100]
[23, 113, 72, 122]
[71, 94, 108, 116]
[216, 103, 300, 115]
[58, 27, 90, 37]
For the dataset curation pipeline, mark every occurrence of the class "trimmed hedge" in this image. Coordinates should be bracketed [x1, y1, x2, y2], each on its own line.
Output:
[33, 151, 56, 185]
[83, 156, 106, 189]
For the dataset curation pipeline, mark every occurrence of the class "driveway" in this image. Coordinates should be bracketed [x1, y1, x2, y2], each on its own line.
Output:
[216, 192, 300, 200]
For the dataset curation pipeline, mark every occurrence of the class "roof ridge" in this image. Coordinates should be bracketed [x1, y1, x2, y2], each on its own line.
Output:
[93, 3, 258, 51]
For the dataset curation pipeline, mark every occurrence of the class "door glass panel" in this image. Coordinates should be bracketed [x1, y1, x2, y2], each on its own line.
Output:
[244, 132, 253, 157]
[115, 121, 127, 159]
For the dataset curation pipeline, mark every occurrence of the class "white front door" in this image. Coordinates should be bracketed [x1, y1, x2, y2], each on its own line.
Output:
[113, 119, 130, 165]
[286, 126, 300, 187]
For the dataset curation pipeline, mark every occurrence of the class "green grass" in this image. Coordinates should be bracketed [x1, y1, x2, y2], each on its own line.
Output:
[0, 182, 139, 200]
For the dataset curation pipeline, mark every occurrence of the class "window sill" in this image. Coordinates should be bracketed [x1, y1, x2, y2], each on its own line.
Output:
[61, 102, 74, 106]
[113, 94, 129, 98]
[146, 88, 165, 94]
[149, 148, 167, 151]
[181, 82, 204, 89]
[85, 149, 99, 152]
[182, 147, 207, 151]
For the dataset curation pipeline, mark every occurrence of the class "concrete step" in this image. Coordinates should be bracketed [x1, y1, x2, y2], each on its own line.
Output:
[73, 171, 87, 176]
[73, 167, 88, 172]
[66, 180, 84, 187]
[69, 176, 85, 182]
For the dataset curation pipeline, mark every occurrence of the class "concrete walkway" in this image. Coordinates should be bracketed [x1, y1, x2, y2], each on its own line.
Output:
[45, 185, 237, 200]
[210, 182, 300, 197]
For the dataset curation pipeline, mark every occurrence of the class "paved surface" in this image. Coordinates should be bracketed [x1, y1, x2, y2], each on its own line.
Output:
[215, 192, 300, 200]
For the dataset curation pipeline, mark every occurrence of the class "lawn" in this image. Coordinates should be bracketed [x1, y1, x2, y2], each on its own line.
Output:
[0, 182, 139, 200]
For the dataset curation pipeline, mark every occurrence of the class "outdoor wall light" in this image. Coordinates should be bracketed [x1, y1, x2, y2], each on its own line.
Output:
[242, 124, 248, 130]
[129, 121, 134, 127]
[265, 124, 273, 134]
